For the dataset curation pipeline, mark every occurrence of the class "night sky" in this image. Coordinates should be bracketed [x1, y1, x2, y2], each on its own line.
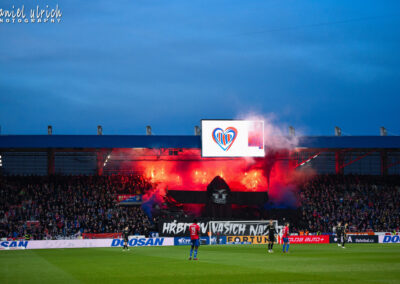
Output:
[1, 0, 399, 135]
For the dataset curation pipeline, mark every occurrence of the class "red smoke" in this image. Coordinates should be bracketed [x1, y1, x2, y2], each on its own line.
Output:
[136, 158, 267, 192]
[134, 149, 314, 205]
[138, 156, 313, 217]
[119, 114, 314, 209]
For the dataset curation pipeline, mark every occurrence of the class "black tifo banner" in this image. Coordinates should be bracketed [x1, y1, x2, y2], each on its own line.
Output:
[329, 235, 378, 243]
[160, 221, 270, 237]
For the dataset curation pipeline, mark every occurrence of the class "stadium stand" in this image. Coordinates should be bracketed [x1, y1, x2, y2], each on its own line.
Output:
[298, 174, 400, 233]
[0, 134, 399, 239]
[1, 174, 399, 239]
[0, 175, 153, 240]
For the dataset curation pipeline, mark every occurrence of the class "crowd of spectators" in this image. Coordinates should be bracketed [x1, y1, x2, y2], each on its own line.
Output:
[106, 174, 152, 194]
[298, 175, 400, 233]
[1, 173, 399, 239]
[0, 175, 153, 240]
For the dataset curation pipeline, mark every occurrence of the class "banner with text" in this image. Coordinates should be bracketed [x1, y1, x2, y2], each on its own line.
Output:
[379, 235, 400, 244]
[117, 194, 142, 205]
[278, 235, 330, 244]
[227, 236, 271, 244]
[330, 235, 378, 244]
[160, 221, 270, 237]
[0, 237, 174, 250]
[174, 236, 227, 246]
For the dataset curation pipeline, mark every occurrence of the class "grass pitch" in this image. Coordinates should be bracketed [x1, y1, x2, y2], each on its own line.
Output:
[1, 244, 400, 283]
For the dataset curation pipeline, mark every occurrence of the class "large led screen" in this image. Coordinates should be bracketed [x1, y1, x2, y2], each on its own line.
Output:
[201, 120, 265, 157]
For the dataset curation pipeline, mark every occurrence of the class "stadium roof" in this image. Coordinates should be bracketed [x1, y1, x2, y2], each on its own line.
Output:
[0, 135, 199, 149]
[0, 135, 399, 149]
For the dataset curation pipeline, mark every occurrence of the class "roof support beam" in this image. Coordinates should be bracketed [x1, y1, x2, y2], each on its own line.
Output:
[96, 150, 104, 176]
[381, 151, 388, 176]
[340, 151, 375, 170]
[335, 151, 344, 174]
[294, 152, 321, 168]
[47, 149, 55, 175]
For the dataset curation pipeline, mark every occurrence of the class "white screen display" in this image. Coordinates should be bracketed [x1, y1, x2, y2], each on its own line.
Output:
[201, 120, 265, 157]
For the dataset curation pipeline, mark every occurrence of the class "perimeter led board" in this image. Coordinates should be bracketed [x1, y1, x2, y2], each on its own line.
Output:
[201, 120, 265, 157]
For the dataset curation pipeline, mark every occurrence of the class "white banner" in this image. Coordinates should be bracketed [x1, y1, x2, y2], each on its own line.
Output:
[0, 237, 174, 250]
[201, 120, 264, 157]
[379, 235, 400, 243]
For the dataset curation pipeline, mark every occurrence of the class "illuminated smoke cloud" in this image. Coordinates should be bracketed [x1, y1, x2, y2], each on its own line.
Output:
[236, 112, 314, 205]
[237, 112, 299, 150]
[130, 113, 314, 215]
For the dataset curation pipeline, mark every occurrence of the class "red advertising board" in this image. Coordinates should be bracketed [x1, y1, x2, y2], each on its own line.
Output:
[278, 235, 330, 244]
[288, 235, 330, 244]
[82, 233, 122, 239]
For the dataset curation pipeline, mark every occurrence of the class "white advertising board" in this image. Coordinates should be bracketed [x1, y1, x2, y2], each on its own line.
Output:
[0, 237, 174, 250]
[379, 235, 400, 243]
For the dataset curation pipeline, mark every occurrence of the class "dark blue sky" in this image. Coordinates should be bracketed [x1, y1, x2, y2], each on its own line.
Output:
[1, 0, 399, 135]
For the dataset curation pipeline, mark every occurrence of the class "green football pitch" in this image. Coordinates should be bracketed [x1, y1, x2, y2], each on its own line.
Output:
[1, 244, 400, 283]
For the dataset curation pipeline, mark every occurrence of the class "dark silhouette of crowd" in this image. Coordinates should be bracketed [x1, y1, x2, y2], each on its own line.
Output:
[298, 175, 400, 233]
[0, 175, 153, 240]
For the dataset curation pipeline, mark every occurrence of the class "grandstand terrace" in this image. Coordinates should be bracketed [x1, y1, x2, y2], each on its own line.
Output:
[1, 132, 399, 238]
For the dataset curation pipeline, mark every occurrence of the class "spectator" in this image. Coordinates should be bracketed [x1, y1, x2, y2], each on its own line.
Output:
[0, 175, 153, 240]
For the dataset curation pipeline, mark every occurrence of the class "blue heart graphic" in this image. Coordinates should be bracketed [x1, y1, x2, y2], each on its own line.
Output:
[212, 127, 238, 151]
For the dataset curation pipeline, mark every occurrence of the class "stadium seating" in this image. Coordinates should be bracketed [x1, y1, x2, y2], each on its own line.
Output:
[1, 174, 399, 239]
[0, 175, 153, 240]
[298, 175, 400, 233]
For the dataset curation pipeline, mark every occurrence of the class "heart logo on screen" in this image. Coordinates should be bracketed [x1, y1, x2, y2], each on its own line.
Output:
[212, 127, 238, 151]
